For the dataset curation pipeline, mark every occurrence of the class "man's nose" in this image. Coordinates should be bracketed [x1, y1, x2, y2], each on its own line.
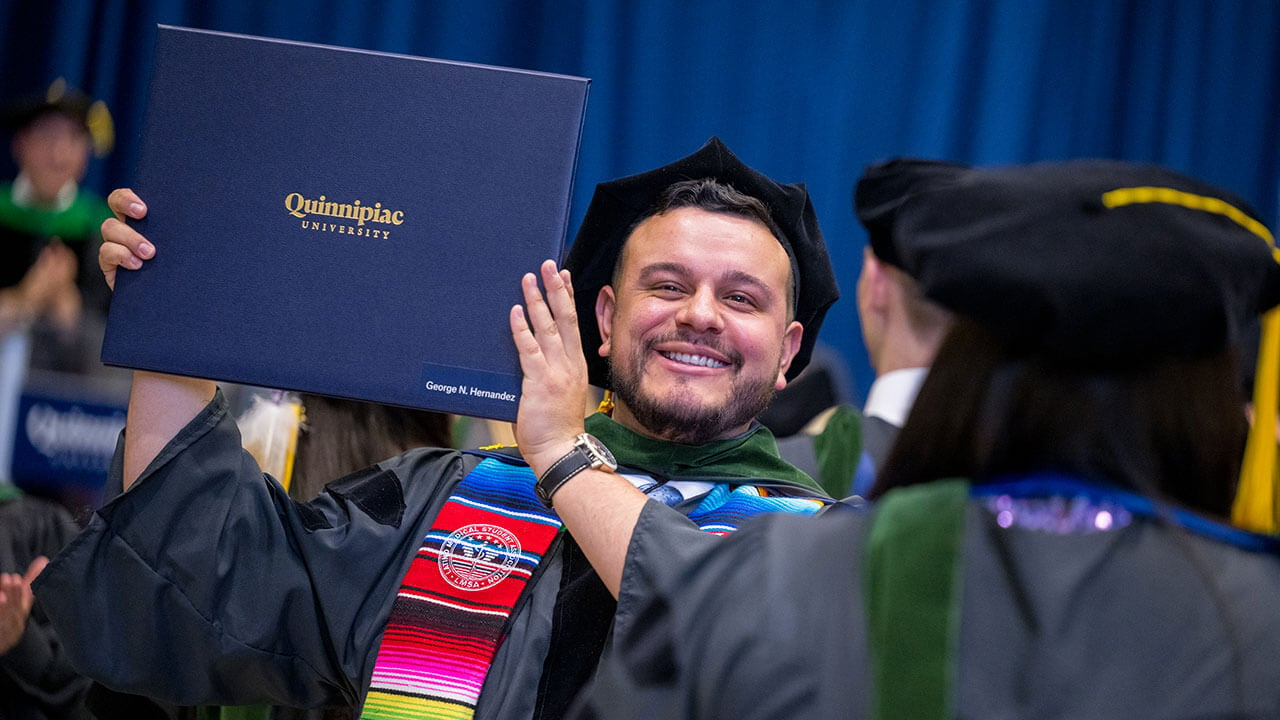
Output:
[675, 287, 724, 333]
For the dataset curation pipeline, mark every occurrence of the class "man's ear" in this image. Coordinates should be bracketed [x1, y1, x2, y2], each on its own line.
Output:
[595, 285, 616, 358]
[863, 253, 893, 312]
[774, 321, 804, 390]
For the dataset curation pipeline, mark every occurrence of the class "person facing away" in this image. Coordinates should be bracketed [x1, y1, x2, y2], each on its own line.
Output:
[31, 137, 839, 719]
[755, 165, 959, 500]
[551, 158, 1280, 719]
[845, 164, 956, 495]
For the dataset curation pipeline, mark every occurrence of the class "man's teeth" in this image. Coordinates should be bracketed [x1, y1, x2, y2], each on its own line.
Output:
[663, 351, 727, 368]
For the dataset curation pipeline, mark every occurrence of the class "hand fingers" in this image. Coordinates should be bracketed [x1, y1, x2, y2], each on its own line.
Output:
[107, 188, 147, 221]
[522, 260, 582, 348]
[511, 261, 585, 377]
[36, 246, 78, 285]
[99, 216, 156, 291]
[24, 557, 49, 584]
[40, 242, 75, 262]
[539, 261, 584, 359]
[521, 263, 560, 345]
[30, 246, 70, 277]
[0, 572, 33, 612]
[100, 217, 155, 261]
[510, 299, 544, 372]
[98, 239, 136, 291]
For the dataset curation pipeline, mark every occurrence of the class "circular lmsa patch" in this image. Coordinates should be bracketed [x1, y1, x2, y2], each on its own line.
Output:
[439, 523, 523, 591]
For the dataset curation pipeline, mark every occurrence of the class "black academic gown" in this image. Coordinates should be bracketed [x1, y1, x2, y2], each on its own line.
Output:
[33, 390, 823, 720]
[573, 486, 1280, 719]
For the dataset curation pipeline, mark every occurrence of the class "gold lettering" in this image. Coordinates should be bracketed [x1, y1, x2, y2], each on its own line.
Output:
[283, 192, 407, 227]
[285, 193, 307, 218]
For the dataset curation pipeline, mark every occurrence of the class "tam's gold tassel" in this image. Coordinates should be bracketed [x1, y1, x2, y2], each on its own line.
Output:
[597, 390, 615, 415]
[1234, 306, 1280, 533]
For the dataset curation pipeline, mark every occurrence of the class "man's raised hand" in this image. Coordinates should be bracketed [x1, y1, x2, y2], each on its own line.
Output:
[99, 188, 154, 290]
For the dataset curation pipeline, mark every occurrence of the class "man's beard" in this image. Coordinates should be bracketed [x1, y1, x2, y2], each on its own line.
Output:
[608, 335, 779, 445]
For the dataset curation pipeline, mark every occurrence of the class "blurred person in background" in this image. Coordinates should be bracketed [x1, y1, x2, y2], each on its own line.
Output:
[0, 78, 113, 374]
[0, 78, 111, 720]
[1, 482, 91, 719]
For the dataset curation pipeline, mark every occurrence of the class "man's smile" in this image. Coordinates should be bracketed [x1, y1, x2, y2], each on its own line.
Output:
[659, 350, 729, 369]
[649, 335, 738, 373]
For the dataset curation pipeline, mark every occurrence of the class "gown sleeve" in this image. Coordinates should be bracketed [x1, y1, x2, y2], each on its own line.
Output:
[610, 501, 717, 641]
[32, 389, 469, 708]
[575, 506, 873, 720]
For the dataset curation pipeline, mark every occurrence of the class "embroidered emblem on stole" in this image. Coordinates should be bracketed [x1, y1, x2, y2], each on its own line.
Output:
[361, 458, 559, 719]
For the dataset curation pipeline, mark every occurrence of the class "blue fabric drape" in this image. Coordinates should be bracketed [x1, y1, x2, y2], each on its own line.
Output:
[2, 0, 1277, 399]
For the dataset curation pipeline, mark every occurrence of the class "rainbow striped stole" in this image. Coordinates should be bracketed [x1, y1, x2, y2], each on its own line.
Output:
[686, 483, 827, 534]
[360, 457, 560, 719]
[360, 457, 827, 719]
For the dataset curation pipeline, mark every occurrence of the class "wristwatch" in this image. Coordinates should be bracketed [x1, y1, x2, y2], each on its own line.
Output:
[535, 433, 618, 507]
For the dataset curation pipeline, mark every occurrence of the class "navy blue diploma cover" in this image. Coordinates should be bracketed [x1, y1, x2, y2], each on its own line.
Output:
[102, 26, 590, 421]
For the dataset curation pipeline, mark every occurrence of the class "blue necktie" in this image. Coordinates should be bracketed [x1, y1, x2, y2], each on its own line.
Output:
[635, 477, 685, 507]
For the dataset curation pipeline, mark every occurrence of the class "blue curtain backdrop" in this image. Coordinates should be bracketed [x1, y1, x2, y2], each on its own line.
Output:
[2, 0, 1277, 401]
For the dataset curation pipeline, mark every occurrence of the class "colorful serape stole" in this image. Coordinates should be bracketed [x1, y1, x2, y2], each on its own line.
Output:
[686, 483, 827, 534]
[361, 457, 827, 719]
[360, 457, 560, 720]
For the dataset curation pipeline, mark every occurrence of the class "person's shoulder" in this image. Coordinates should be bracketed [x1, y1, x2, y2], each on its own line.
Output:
[383, 445, 482, 480]
[312, 447, 479, 527]
[384, 444, 534, 492]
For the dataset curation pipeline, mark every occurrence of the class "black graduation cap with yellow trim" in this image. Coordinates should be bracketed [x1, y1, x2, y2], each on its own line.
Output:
[3, 78, 114, 157]
[855, 157, 1280, 533]
[565, 137, 839, 389]
[855, 157, 1280, 366]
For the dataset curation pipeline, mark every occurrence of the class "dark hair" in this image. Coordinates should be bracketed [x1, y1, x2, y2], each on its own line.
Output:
[872, 318, 1247, 519]
[651, 177, 775, 228]
[290, 394, 453, 502]
[614, 178, 796, 317]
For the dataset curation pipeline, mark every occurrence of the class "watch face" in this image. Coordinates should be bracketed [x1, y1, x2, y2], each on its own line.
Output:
[579, 433, 617, 470]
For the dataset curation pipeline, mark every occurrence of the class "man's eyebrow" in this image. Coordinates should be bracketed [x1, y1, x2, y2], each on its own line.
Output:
[721, 269, 776, 295]
[637, 263, 779, 299]
[636, 262, 688, 280]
